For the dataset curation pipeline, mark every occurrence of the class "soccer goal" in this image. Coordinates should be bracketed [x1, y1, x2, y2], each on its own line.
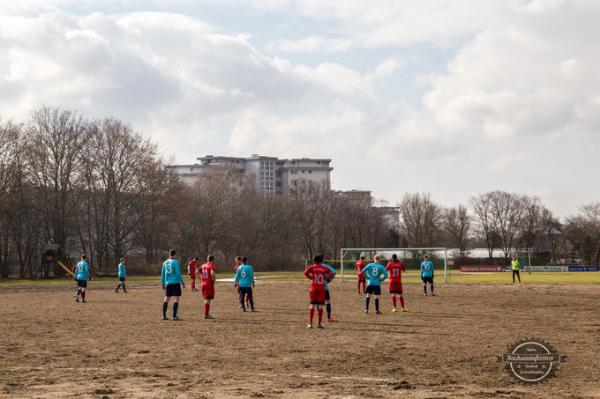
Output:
[340, 247, 450, 283]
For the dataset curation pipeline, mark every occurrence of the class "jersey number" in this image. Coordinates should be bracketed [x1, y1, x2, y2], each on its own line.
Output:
[314, 274, 325, 285]
[203, 269, 210, 279]
[392, 269, 399, 278]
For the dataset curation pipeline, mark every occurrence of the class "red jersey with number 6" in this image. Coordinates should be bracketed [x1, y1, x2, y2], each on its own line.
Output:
[200, 262, 215, 285]
[200, 262, 216, 299]
[304, 263, 331, 304]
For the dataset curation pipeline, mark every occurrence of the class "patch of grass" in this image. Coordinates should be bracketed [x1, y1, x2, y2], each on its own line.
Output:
[2, 270, 600, 287]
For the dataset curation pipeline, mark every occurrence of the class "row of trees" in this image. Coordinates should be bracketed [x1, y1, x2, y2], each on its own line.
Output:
[0, 107, 391, 277]
[1, 107, 599, 277]
[397, 192, 599, 265]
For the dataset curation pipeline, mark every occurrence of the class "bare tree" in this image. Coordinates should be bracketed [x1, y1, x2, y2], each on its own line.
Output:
[398, 193, 442, 247]
[565, 203, 600, 264]
[444, 204, 471, 260]
[471, 192, 499, 265]
[25, 107, 90, 271]
[0, 120, 21, 277]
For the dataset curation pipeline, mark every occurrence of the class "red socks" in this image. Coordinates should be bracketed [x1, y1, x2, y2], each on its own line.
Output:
[317, 308, 323, 324]
[400, 296, 405, 308]
[204, 303, 210, 316]
[309, 308, 315, 323]
[191, 280, 195, 291]
[392, 296, 397, 307]
[357, 281, 361, 293]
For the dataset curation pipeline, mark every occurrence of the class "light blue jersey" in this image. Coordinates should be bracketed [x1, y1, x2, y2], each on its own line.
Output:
[362, 262, 388, 286]
[322, 263, 336, 291]
[161, 258, 184, 287]
[420, 260, 435, 278]
[117, 262, 126, 278]
[234, 263, 254, 288]
[75, 261, 90, 281]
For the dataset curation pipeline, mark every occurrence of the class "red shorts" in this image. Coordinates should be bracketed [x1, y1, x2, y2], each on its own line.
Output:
[357, 274, 365, 282]
[389, 280, 403, 294]
[189, 274, 196, 279]
[202, 283, 215, 299]
[309, 288, 326, 305]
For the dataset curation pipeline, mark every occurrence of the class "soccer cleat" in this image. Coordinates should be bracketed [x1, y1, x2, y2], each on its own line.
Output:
[204, 315, 214, 320]
[391, 308, 398, 313]
[376, 310, 382, 315]
[364, 309, 369, 314]
[327, 317, 336, 322]
[431, 293, 436, 296]
[162, 316, 169, 320]
[172, 316, 181, 321]
[424, 292, 428, 296]
[306, 323, 313, 329]
[82, 299, 87, 303]
[75, 298, 79, 303]
[401, 308, 409, 312]
[317, 324, 324, 329]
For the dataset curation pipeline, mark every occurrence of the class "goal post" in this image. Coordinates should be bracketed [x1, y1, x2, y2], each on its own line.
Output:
[340, 247, 450, 283]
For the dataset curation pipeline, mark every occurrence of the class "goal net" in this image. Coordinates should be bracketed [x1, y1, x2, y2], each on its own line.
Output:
[340, 247, 449, 283]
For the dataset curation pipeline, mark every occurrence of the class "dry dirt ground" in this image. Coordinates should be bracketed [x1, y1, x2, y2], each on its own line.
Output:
[1, 280, 600, 398]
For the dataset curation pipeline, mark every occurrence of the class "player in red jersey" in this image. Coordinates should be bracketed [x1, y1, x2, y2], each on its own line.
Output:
[356, 256, 367, 294]
[200, 255, 217, 320]
[303, 254, 333, 329]
[386, 254, 407, 312]
[188, 257, 199, 292]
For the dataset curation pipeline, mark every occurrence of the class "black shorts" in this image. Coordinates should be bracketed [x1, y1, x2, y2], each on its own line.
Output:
[325, 290, 331, 301]
[366, 285, 381, 295]
[165, 284, 182, 297]
[119, 277, 125, 282]
[76, 280, 87, 288]
[422, 276, 434, 284]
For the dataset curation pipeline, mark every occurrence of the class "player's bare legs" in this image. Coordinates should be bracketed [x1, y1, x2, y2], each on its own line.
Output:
[204, 298, 213, 319]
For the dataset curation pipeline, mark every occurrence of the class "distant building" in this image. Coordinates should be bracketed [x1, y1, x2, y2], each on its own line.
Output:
[167, 155, 333, 195]
[334, 190, 372, 205]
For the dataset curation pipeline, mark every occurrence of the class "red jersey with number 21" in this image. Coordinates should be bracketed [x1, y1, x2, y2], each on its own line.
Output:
[386, 261, 405, 282]
[304, 264, 331, 293]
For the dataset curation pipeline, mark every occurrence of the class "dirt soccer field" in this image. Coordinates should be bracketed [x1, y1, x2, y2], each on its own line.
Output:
[1, 279, 600, 398]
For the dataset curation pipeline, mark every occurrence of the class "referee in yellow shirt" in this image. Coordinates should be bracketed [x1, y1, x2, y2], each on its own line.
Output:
[511, 256, 521, 283]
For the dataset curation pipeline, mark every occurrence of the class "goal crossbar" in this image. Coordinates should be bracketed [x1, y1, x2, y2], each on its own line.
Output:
[340, 247, 449, 283]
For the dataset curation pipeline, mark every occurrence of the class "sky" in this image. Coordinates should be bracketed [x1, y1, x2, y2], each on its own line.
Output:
[1, 0, 599, 217]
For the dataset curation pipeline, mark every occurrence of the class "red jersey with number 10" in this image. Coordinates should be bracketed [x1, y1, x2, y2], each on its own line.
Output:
[200, 262, 215, 285]
[304, 263, 332, 292]
[386, 261, 405, 282]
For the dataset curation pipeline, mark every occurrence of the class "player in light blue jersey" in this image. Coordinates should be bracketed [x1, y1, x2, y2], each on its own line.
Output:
[161, 249, 185, 320]
[322, 262, 336, 321]
[234, 256, 255, 312]
[74, 254, 91, 303]
[114, 258, 127, 293]
[361, 255, 388, 314]
[420, 255, 435, 296]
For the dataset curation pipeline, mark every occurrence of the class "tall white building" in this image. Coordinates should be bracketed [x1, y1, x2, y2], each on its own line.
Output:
[167, 155, 333, 194]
